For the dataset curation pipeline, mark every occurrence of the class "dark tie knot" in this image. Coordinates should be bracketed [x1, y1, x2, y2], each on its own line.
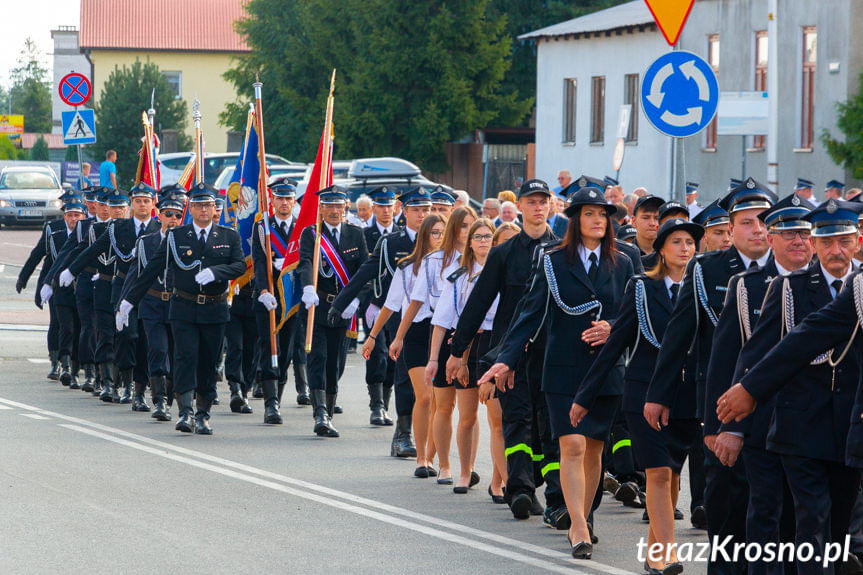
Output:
[832, 279, 844, 295]
[748, 260, 759, 270]
[670, 283, 680, 304]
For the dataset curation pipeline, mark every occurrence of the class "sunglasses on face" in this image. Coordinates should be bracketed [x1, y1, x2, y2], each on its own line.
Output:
[161, 211, 183, 219]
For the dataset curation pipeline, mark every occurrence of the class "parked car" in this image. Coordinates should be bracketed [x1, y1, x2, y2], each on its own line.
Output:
[214, 164, 311, 192]
[0, 166, 64, 227]
[159, 152, 298, 186]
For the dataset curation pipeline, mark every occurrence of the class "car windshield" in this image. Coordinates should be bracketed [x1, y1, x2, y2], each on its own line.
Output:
[0, 171, 58, 189]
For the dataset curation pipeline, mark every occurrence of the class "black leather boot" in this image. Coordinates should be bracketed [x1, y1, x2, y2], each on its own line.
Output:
[239, 387, 253, 414]
[390, 416, 417, 458]
[262, 380, 282, 424]
[368, 383, 386, 425]
[174, 391, 194, 433]
[382, 384, 394, 425]
[110, 365, 121, 403]
[228, 381, 245, 413]
[132, 378, 150, 412]
[99, 364, 114, 402]
[69, 360, 80, 389]
[312, 389, 338, 437]
[252, 378, 263, 399]
[59, 355, 72, 386]
[81, 364, 95, 392]
[194, 395, 213, 435]
[294, 363, 310, 405]
[150, 376, 170, 421]
[166, 377, 174, 406]
[48, 350, 60, 380]
[119, 369, 133, 404]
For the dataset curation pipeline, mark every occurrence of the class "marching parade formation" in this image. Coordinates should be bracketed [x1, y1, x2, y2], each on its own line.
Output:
[12, 73, 863, 575]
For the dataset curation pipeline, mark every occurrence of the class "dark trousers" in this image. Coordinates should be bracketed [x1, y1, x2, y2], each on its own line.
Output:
[689, 433, 707, 510]
[704, 448, 749, 575]
[75, 276, 95, 364]
[141, 317, 172, 377]
[47, 299, 59, 352]
[742, 446, 796, 575]
[171, 320, 226, 403]
[225, 307, 258, 390]
[133, 322, 149, 383]
[93, 309, 115, 364]
[55, 304, 80, 360]
[255, 309, 296, 382]
[781, 455, 861, 575]
[307, 324, 346, 394]
[114, 308, 140, 370]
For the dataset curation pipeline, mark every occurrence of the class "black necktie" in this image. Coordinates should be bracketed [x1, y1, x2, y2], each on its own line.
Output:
[279, 221, 287, 237]
[832, 279, 844, 297]
[748, 260, 759, 270]
[670, 283, 680, 305]
[331, 227, 339, 247]
[588, 252, 599, 284]
[199, 229, 206, 250]
[136, 223, 143, 238]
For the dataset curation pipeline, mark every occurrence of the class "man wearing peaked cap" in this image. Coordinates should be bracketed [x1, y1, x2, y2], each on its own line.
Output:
[686, 182, 703, 219]
[616, 223, 637, 243]
[631, 194, 664, 257]
[824, 179, 845, 201]
[795, 177, 818, 208]
[692, 199, 731, 252]
[430, 186, 456, 219]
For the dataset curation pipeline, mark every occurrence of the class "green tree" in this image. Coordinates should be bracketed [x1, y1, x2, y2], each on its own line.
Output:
[223, 0, 531, 171]
[8, 38, 52, 133]
[0, 136, 18, 160]
[29, 135, 49, 161]
[94, 59, 191, 186]
[822, 71, 863, 179]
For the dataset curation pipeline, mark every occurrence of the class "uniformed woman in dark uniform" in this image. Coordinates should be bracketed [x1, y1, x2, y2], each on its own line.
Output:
[481, 185, 634, 559]
[572, 218, 703, 575]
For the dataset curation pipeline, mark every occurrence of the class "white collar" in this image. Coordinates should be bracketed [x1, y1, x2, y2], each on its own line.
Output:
[405, 226, 417, 242]
[326, 222, 341, 235]
[274, 215, 291, 228]
[738, 250, 770, 270]
[376, 220, 393, 235]
[663, 275, 678, 290]
[134, 216, 151, 229]
[193, 221, 213, 236]
[821, 263, 853, 289]
[96, 216, 109, 223]
[774, 261, 795, 277]
[160, 230, 167, 239]
[577, 243, 601, 270]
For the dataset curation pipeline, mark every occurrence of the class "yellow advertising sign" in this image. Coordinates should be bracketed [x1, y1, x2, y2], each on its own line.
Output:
[0, 115, 24, 137]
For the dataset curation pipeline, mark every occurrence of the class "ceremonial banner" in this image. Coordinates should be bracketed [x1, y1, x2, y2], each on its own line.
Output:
[225, 111, 262, 289]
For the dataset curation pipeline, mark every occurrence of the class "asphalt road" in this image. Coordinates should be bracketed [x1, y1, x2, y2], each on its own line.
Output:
[0, 228, 710, 575]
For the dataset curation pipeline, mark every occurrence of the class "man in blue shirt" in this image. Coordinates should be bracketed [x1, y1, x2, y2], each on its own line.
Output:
[99, 150, 117, 189]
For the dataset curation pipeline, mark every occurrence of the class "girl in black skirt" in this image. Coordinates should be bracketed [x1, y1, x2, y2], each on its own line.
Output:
[482, 183, 633, 559]
[572, 218, 703, 575]
[362, 214, 444, 477]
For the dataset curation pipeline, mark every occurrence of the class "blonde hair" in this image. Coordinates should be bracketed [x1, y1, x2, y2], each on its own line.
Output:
[493, 222, 520, 245]
[497, 190, 517, 204]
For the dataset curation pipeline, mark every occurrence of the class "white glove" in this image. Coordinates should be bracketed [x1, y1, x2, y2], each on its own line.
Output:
[273, 258, 285, 271]
[365, 303, 380, 328]
[258, 292, 278, 311]
[40, 285, 53, 306]
[115, 300, 133, 332]
[92, 273, 99, 282]
[59, 269, 75, 287]
[342, 297, 360, 319]
[233, 283, 240, 295]
[302, 285, 319, 310]
[194, 268, 215, 285]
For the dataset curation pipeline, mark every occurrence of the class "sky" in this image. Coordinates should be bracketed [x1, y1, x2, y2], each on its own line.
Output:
[1, 1, 80, 87]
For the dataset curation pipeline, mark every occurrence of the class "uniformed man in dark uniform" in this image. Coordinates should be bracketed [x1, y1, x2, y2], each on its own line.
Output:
[330, 187, 431, 453]
[430, 186, 455, 219]
[692, 200, 732, 253]
[631, 195, 664, 259]
[252, 180, 298, 425]
[22, 194, 87, 385]
[705, 193, 814, 575]
[299, 185, 368, 437]
[646, 177, 776, 575]
[117, 183, 246, 434]
[120, 191, 186, 420]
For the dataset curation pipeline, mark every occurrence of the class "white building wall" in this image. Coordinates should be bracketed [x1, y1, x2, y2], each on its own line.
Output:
[51, 29, 90, 135]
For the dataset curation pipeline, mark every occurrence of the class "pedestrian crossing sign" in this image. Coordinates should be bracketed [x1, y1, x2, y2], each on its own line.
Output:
[61, 109, 97, 145]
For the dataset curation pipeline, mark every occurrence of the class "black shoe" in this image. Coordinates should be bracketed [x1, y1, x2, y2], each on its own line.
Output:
[643, 509, 650, 522]
[47, 351, 60, 380]
[333, 404, 343, 414]
[453, 486, 468, 494]
[614, 481, 638, 504]
[229, 382, 245, 413]
[662, 563, 683, 575]
[587, 521, 598, 544]
[437, 476, 453, 485]
[391, 416, 417, 458]
[674, 508, 683, 520]
[644, 560, 663, 575]
[152, 398, 171, 421]
[212, 395, 220, 406]
[296, 392, 311, 406]
[414, 466, 430, 478]
[175, 413, 193, 432]
[543, 506, 571, 530]
[81, 365, 95, 392]
[59, 355, 72, 386]
[603, 472, 620, 494]
[510, 493, 531, 520]
[488, 486, 506, 504]
[624, 491, 647, 509]
[570, 540, 592, 560]
[174, 392, 194, 433]
[690, 505, 707, 529]
[118, 370, 133, 404]
[195, 416, 213, 435]
[426, 467, 438, 477]
[239, 399, 253, 414]
[132, 379, 150, 412]
[264, 403, 283, 424]
[253, 382, 263, 399]
[529, 494, 544, 516]
[469, 471, 480, 488]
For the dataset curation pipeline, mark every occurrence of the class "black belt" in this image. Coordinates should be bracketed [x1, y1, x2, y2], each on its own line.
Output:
[147, 288, 172, 302]
[318, 290, 337, 304]
[83, 266, 97, 274]
[173, 289, 228, 305]
[98, 273, 113, 281]
[115, 270, 126, 279]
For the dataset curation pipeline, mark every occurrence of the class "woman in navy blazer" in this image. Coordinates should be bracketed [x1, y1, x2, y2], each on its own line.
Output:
[481, 181, 634, 560]
[572, 218, 702, 575]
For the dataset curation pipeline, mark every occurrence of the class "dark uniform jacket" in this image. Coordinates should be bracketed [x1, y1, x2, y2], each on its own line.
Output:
[120, 230, 173, 324]
[19, 219, 72, 308]
[123, 223, 245, 324]
[738, 263, 859, 463]
[297, 223, 368, 327]
[251, 218, 294, 312]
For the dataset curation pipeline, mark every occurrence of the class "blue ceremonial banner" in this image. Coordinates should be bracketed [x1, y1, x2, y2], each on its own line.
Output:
[226, 110, 260, 289]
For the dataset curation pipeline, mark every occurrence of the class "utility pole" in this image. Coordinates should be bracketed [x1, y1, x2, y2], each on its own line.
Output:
[766, 0, 778, 188]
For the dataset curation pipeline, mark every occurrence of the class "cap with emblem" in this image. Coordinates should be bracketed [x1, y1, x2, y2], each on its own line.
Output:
[564, 185, 616, 218]
[758, 194, 812, 231]
[214, 194, 226, 209]
[397, 186, 433, 207]
[603, 176, 619, 188]
[718, 177, 777, 213]
[692, 199, 729, 228]
[368, 186, 396, 206]
[803, 199, 863, 237]
[157, 193, 186, 212]
[795, 178, 814, 191]
[63, 201, 87, 214]
[616, 223, 637, 241]
[653, 218, 704, 252]
[317, 184, 349, 204]
[271, 180, 297, 198]
[95, 187, 112, 204]
[658, 200, 689, 221]
[82, 186, 102, 203]
[728, 178, 743, 192]
[431, 186, 455, 206]
[58, 190, 84, 205]
[518, 178, 552, 199]
[129, 182, 156, 199]
[633, 194, 665, 215]
[189, 182, 218, 203]
[561, 175, 605, 200]
[826, 180, 845, 191]
[105, 189, 130, 207]
[686, 182, 699, 195]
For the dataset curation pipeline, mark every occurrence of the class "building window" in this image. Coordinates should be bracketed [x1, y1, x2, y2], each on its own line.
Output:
[623, 73, 639, 143]
[563, 78, 577, 144]
[800, 27, 817, 149]
[753, 30, 768, 149]
[704, 34, 720, 150]
[163, 71, 182, 99]
[590, 76, 605, 144]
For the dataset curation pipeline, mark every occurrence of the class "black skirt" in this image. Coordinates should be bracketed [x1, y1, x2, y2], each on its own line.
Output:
[403, 317, 431, 370]
[546, 393, 620, 441]
[624, 412, 699, 474]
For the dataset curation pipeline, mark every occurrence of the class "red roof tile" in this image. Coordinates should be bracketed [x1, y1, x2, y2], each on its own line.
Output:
[20, 133, 67, 149]
[80, 0, 250, 53]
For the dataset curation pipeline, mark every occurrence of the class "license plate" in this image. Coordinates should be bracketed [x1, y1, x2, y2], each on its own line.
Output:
[18, 210, 41, 217]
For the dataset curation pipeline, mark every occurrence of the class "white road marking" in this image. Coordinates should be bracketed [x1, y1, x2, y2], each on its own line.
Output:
[1, 242, 35, 248]
[0, 395, 634, 575]
[0, 404, 12, 409]
[27, 358, 51, 363]
[20, 413, 50, 420]
[2, 325, 50, 332]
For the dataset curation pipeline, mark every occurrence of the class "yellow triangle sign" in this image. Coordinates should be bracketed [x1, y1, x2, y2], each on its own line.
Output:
[644, 0, 695, 46]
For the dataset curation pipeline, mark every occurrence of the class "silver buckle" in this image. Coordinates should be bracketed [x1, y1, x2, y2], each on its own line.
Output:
[197, 294, 207, 304]
[161, 292, 171, 301]
[326, 294, 336, 303]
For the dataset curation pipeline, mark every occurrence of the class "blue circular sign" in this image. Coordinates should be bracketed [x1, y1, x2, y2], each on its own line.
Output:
[641, 51, 718, 138]
[59, 73, 92, 106]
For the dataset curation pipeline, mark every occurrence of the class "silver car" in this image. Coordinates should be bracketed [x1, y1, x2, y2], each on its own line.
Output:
[0, 166, 65, 227]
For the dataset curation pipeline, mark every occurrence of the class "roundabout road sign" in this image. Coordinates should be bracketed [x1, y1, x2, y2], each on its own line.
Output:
[641, 51, 718, 138]
[59, 73, 92, 107]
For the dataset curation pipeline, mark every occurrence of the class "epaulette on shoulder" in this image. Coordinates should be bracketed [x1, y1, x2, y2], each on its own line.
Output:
[343, 221, 361, 231]
[786, 268, 809, 280]
[447, 266, 467, 283]
[631, 273, 649, 282]
[397, 259, 413, 270]
[541, 239, 562, 251]
[422, 249, 443, 261]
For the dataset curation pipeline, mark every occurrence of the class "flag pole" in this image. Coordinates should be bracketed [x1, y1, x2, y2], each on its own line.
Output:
[254, 76, 278, 369]
[147, 88, 158, 188]
[305, 69, 336, 353]
[193, 97, 203, 185]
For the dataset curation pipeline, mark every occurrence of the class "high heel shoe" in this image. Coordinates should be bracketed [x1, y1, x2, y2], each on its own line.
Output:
[663, 563, 683, 575]
[487, 485, 505, 504]
[644, 561, 663, 575]
[568, 535, 592, 560]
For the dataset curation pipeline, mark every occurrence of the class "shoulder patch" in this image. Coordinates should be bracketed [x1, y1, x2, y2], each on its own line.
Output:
[397, 259, 413, 270]
[447, 266, 468, 283]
